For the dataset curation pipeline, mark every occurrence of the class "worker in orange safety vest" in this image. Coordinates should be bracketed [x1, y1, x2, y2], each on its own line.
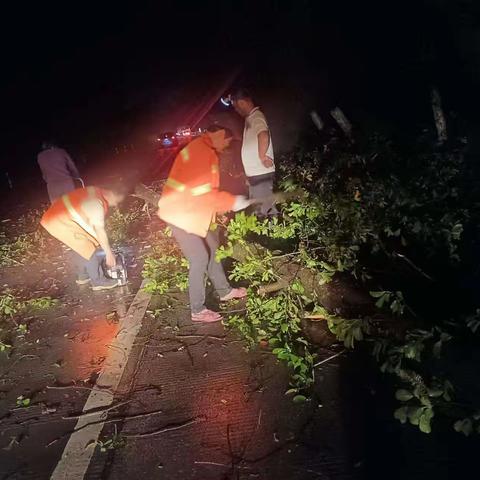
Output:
[40, 184, 128, 290]
[158, 124, 252, 323]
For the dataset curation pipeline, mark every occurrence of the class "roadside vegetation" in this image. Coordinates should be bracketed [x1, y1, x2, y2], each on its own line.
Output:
[218, 134, 480, 436]
[106, 199, 144, 246]
[141, 131, 480, 436]
[0, 290, 58, 353]
[0, 206, 47, 267]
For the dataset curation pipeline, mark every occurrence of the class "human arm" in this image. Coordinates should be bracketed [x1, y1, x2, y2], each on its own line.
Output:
[64, 151, 80, 179]
[94, 225, 116, 267]
[83, 198, 115, 267]
[257, 130, 273, 168]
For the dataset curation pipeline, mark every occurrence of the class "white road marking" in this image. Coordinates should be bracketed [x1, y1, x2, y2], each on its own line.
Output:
[50, 281, 152, 480]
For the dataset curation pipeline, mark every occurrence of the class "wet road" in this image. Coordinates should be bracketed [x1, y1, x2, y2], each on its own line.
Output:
[85, 299, 357, 480]
[0, 240, 359, 479]
[2, 196, 478, 479]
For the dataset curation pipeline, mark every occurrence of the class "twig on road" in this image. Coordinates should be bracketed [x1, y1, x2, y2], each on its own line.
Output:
[194, 461, 230, 468]
[122, 416, 205, 438]
[46, 384, 114, 394]
[62, 400, 132, 420]
[3, 408, 165, 435]
[313, 349, 346, 368]
[175, 334, 226, 340]
[9, 354, 39, 368]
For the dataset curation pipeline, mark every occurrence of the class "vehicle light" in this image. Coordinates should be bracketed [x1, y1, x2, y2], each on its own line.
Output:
[220, 96, 231, 107]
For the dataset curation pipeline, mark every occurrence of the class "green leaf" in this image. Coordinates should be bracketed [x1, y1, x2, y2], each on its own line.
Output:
[432, 340, 443, 358]
[394, 406, 408, 424]
[419, 409, 433, 434]
[292, 395, 307, 403]
[375, 296, 386, 309]
[407, 406, 423, 426]
[395, 389, 414, 402]
[454, 418, 473, 436]
[427, 388, 443, 398]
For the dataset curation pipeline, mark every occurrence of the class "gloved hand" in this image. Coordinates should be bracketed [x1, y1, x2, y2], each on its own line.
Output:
[232, 195, 252, 212]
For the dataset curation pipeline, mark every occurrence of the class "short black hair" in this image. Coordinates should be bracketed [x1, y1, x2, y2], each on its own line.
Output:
[41, 140, 57, 150]
[206, 124, 234, 139]
[231, 88, 253, 102]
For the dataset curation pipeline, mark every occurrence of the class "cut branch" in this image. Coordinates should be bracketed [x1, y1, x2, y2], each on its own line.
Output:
[123, 416, 205, 438]
[132, 183, 161, 206]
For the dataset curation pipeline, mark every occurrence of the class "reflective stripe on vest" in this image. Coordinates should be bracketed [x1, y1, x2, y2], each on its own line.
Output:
[190, 183, 212, 196]
[165, 178, 212, 196]
[61, 186, 97, 238]
[181, 148, 190, 163]
[211, 164, 219, 174]
[165, 178, 186, 192]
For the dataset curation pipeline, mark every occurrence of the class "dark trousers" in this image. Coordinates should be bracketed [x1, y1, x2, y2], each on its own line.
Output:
[170, 225, 231, 313]
[47, 179, 76, 203]
[247, 172, 278, 216]
[71, 249, 104, 283]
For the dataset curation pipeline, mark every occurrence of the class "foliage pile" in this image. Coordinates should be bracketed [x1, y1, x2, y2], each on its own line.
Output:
[141, 229, 188, 295]
[106, 200, 144, 246]
[0, 231, 42, 267]
[0, 206, 48, 267]
[217, 136, 480, 435]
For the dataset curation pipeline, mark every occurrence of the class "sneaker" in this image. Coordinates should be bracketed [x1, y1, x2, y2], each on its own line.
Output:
[220, 287, 247, 302]
[191, 309, 222, 323]
[75, 274, 91, 285]
[91, 278, 119, 291]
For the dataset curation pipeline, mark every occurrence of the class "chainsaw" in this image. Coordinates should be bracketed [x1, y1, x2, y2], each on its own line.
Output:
[98, 250, 128, 286]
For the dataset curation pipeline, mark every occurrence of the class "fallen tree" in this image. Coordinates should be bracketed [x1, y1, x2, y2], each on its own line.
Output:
[133, 133, 480, 435]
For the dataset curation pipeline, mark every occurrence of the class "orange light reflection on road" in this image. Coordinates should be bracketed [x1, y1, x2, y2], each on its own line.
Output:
[194, 370, 260, 455]
[59, 315, 120, 383]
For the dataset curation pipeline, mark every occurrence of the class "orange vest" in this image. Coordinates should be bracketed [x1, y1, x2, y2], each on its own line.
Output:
[41, 186, 108, 237]
[158, 135, 235, 237]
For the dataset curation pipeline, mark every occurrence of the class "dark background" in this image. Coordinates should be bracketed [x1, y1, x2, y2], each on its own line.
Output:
[0, 0, 479, 183]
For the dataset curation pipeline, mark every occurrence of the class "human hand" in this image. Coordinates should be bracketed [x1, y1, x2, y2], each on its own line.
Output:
[261, 155, 274, 168]
[105, 250, 116, 268]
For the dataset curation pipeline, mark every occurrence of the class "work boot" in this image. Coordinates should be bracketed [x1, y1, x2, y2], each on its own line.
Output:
[75, 273, 91, 285]
[91, 278, 119, 291]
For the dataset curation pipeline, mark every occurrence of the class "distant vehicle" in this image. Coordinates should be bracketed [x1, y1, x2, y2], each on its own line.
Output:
[157, 132, 178, 149]
[176, 126, 204, 138]
[176, 126, 192, 138]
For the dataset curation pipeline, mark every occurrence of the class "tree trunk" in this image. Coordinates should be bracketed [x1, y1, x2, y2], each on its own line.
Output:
[431, 87, 448, 144]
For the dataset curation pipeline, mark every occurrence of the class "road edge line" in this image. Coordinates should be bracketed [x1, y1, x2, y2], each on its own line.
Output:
[50, 280, 152, 480]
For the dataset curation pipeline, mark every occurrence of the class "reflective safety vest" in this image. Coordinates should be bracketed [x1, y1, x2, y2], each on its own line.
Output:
[158, 135, 235, 237]
[41, 186, 108, 238]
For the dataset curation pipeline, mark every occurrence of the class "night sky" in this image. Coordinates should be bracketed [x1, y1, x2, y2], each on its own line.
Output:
[1, 1, 478, 179]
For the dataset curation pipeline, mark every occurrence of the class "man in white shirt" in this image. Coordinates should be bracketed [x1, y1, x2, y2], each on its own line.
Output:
[232, 89, 277, 216]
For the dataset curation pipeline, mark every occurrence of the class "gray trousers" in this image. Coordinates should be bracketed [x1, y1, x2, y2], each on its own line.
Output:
[247, 172, 278, 216]
[71, 250, 104, 283]
[170, 225, 231, 313]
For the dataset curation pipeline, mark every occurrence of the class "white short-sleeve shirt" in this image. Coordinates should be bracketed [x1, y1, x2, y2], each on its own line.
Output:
[241, 107, 275, 177]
